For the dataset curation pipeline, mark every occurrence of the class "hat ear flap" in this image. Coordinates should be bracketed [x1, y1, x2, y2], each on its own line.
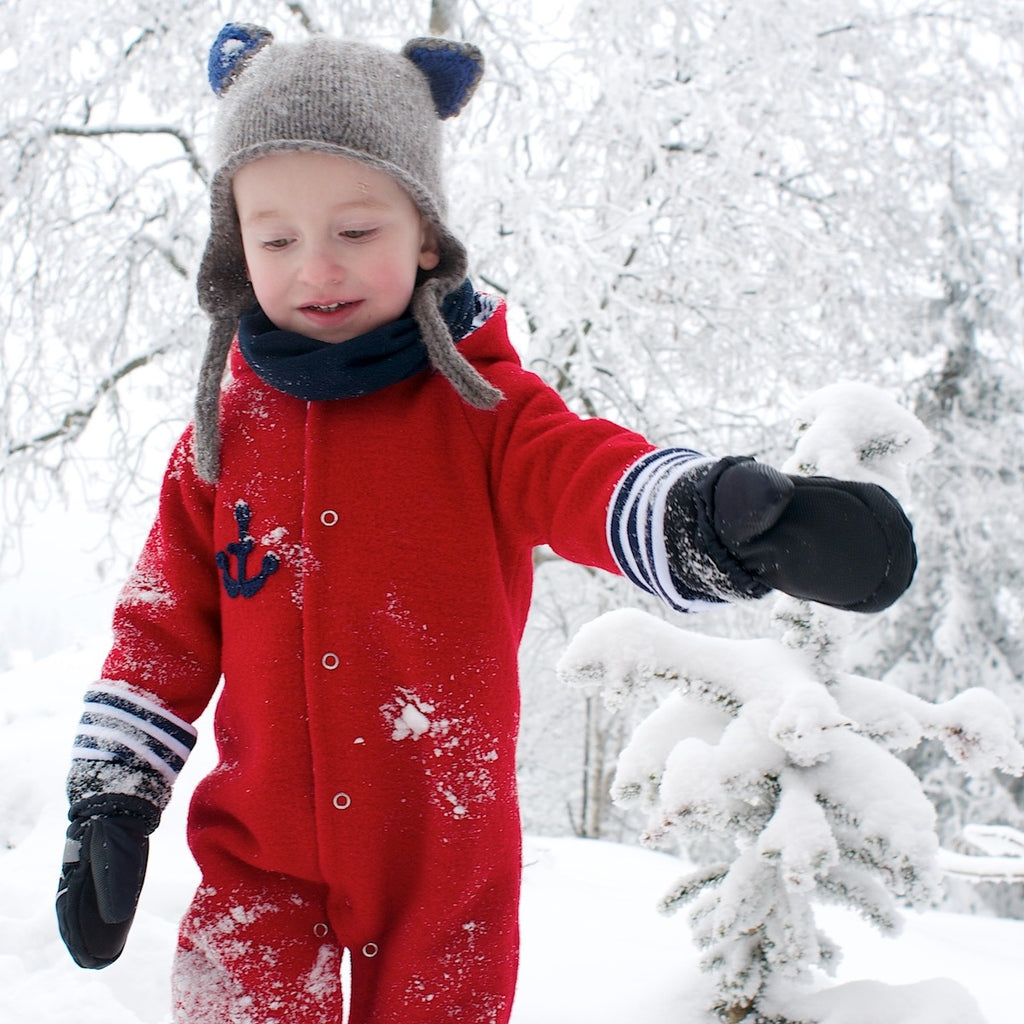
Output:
[208, 23, 274, 96]
[402, 38, 484, 119]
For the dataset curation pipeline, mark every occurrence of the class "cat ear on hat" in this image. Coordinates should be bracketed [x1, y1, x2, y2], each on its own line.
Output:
[208, 22, 274, 95]
[402, 38, 484, 119]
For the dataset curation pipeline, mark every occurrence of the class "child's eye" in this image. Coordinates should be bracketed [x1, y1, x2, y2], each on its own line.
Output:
[339, 228, 377, 241]
[262, 238, 292, 251]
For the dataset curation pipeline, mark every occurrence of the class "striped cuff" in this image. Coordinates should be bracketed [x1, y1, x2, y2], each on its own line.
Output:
[608, 448, 726, 613]
[67, 682, 198, 811]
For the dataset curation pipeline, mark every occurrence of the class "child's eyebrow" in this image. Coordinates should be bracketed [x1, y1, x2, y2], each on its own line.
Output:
[240, 198, 390, 223]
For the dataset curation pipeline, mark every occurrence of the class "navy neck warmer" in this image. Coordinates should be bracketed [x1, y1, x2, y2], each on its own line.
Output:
[238, 279, 477, 401]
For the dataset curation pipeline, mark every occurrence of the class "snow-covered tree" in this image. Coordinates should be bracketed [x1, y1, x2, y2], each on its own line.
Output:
[558, 384, 1024, 1023]
[854, 174, 1024, 912]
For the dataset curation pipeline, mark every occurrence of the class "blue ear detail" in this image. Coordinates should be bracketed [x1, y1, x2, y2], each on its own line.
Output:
[208, 23, 274, 96]
[403, 39, 484, 119]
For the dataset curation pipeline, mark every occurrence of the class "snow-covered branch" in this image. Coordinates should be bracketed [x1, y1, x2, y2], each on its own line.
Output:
[832, 675, 1024, 777]
[50, 124, 208, 185]
[281, 1, 323, 34]
[2, 344, 171, 471]
[939, 825, 1024, 884]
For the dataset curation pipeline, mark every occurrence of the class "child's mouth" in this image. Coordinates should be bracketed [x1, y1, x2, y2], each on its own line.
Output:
[306, 302, 352, 313]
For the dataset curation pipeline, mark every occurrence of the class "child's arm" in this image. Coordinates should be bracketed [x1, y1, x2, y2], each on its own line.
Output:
[479, 364, 914, 613]
[57, 682, 200, 968]
[57, 427, 220, 968]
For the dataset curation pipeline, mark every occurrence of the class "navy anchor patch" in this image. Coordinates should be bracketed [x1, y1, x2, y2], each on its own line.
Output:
[216, 501, 280, 598]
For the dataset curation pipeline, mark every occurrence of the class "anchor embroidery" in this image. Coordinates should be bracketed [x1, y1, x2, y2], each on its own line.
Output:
[216, 501, 280, 598]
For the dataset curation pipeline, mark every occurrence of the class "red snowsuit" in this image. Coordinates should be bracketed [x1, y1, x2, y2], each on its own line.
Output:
[89, 300, 662, 1022]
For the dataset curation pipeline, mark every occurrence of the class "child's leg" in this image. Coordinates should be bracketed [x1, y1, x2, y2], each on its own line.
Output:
[173, 871, 343, 1024]
[346, 922, 518, 1024]
[343, 871, 520, 1024]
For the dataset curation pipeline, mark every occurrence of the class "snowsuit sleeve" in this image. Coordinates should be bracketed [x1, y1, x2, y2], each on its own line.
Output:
[464, 353, 724, 613]
[66, 427, 220, 814]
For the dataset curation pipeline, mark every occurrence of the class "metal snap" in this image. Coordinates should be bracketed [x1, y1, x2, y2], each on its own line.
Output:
[320, 509, 339, 527]
[332, 792, 352, 810]
[313, 922, 330, 938]
[362, 942, 379, 958]
[321, 652, 340, 670]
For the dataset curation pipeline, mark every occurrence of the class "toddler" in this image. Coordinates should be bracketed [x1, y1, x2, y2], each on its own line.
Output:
[55, 23, 915, 1024]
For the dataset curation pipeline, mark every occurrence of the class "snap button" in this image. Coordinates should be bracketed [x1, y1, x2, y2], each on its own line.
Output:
[361, 942, 379, 958]
[320, 509, 339, 527]
[313, 923, 330, 938]
[332, 792, 351, 810]
[321, 652, 340, 671]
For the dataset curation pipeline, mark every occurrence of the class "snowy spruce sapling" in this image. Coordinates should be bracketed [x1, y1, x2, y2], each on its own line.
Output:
[559, 384, 1024, 1024]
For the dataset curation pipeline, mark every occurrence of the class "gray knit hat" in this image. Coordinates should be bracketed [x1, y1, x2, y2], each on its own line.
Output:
[194, 23, 502, 483]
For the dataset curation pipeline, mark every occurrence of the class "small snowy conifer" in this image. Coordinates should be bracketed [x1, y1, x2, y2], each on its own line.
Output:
[558, 384, 1024, 1024]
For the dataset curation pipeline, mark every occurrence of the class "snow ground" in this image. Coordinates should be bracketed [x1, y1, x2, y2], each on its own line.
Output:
[1, 642, 1021, 1023]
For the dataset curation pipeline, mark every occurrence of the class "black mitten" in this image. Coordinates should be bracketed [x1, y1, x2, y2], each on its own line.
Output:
[698, 456, 916, 612]
[56, 794, 159, 969]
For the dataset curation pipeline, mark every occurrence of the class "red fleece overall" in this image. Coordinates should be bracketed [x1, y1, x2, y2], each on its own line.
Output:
[96, 301, 655, 1022]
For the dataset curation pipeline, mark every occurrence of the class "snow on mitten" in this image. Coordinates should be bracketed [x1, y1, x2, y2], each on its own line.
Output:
[56, 794, 159, 969]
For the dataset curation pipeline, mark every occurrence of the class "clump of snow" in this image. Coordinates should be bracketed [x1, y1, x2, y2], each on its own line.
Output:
[557, 606, 812, 710]
[756, 773, 838, 893]
[763, 976, 986, 1024]
[118, 567, 174, 610]
[783, 382, 933, 494]
[384, 690, 435, 741]
[379, 688, 500, 819]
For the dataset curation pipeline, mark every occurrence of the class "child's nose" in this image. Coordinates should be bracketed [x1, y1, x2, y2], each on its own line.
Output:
[301, 244, 345, 285]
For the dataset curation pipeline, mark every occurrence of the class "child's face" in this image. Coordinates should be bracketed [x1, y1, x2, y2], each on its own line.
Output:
[233, 151, 441, 344]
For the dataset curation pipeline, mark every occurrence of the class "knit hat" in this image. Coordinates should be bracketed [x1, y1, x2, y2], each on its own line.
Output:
[193, 22, 502, 483]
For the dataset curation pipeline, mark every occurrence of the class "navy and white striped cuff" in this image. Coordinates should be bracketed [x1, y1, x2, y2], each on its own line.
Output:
[68, 683, 198, 810]
[608, 448, 724, 613]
